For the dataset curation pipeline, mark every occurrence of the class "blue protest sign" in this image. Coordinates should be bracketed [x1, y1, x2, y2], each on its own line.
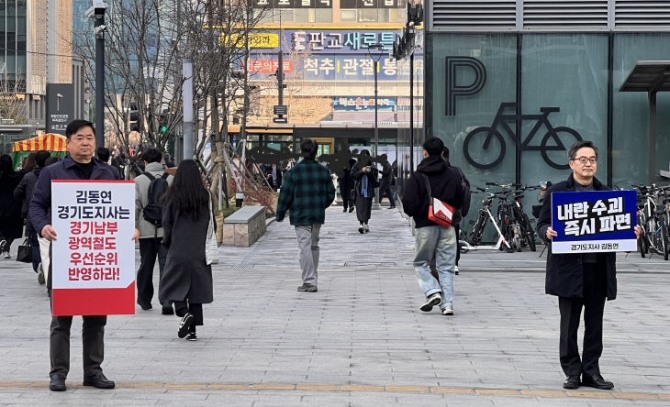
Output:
[551, 190, 637, 253]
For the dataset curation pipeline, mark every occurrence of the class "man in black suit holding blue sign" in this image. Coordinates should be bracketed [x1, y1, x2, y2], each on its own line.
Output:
[538, 140, 640, 391]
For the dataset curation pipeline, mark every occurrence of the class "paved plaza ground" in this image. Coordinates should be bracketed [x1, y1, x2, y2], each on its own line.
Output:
[1, 205, 669, 406]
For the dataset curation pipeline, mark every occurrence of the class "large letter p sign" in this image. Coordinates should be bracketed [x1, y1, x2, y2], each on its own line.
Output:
[445, 57, 486, 116]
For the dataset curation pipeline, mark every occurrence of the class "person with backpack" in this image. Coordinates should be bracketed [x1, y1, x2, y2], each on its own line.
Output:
[442, 146, 470, 272]
[134, 148, 173, 314]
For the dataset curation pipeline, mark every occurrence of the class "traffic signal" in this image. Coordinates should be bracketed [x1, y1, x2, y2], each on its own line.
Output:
[127, 103, 139, 132]
[159, 112, 169, 134]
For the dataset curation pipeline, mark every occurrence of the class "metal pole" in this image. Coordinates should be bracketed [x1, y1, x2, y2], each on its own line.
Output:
[409, 52, 414, 173]
[183, 59, 194, 159]
[278, 10, 284, 107]
[372, 58, 381, 210]
[374, 60, 378, 158]
[95, 12, 105, 146]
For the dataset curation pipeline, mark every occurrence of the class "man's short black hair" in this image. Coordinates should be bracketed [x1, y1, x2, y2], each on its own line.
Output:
[442, 146, 450, 161]
[301, 139, 318, 160]
[423, 137, 444, 157]
[142, 148, 163, 164]
[35, 150, 51, 167]
[96, 147, 111, 162]
[567, 140, 598, 160]
[65, 120, 95, 139]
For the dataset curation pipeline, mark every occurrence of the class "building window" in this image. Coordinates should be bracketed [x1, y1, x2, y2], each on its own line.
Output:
[340, 9, 356, 22]
[358, 8, 378, 22]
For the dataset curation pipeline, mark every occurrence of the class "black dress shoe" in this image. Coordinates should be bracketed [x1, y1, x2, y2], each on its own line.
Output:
[562, 375, 580, 389]
[138, 301, 152, 311]
[83, 372, 116, 389]
[581, 374, 614, 390]
[49, 374, 66, 391]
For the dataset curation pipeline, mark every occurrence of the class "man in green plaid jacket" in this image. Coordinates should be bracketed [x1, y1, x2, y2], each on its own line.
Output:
[276, 139, 336, 293]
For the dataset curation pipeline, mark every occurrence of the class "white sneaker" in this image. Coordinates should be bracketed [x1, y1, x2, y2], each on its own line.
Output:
[420, 293, 443, 312]
[2, 251, 9, 259]
[441, 304, 454, 316]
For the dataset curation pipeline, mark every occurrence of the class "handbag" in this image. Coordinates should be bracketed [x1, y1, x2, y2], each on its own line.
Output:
[205, 193, 219, 265]
[16, 238, 32, 263]
[420, 173, 455, 228]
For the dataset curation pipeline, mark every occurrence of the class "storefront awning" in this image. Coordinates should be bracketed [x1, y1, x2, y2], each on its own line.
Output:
[619, 61, 670, 183]
[620, 61, 670, 92]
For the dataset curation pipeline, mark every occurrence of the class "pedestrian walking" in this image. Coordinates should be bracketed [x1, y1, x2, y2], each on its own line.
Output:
[159, 159, 213, 341]
[134, 148, 174, 314]
[276, 139, 336, 293]
[0, 154, 26, 259]
[378, 154, 396, 209]
[338, 158, 355, 213]
[13, 150, 51, 283]
[29, 119, 121, 391]
[402, 138, 464, 316]
[537, 140, 641, 390]
[351, 150, 378, 234]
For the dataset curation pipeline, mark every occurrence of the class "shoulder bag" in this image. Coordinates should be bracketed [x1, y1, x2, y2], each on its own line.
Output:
[205, 193, 219, 265]
[420, 173, 455, 228]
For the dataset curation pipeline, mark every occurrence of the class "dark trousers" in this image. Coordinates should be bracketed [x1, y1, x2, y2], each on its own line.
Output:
[378, 180, 396, 206]
[558, 264, 607, 377]
[174, 301, 204, 327]
[355, 196, 372, 223]
[341, 189, 352, 211]
[50, 315, 107, 378]
[137, 237, 168, 307]
[27, 222, 41, 272]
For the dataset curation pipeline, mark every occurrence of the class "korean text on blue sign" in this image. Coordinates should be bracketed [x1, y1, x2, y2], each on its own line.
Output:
[551, 190, 637, 253]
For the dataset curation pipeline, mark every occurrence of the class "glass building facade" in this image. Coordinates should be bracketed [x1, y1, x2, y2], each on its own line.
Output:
[389, 0, 670, 239]
[422, 32, 670, 190]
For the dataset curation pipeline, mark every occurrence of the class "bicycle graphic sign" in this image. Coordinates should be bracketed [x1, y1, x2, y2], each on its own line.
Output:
[464, 102, 582, 170]
[551, 190, 637, 254]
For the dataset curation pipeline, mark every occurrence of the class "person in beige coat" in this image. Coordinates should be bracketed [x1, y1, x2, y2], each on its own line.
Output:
[134, 148, 174, 314]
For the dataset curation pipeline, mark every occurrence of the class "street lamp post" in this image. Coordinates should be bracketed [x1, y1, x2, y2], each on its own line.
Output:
[86, 0, 108, 147]
[368, 44, 385, 210]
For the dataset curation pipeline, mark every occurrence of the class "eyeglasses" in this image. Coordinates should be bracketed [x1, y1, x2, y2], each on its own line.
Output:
[571, 157, 597, 165]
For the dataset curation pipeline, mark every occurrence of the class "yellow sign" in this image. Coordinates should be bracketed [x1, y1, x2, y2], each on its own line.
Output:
[222, 33, 279, 49]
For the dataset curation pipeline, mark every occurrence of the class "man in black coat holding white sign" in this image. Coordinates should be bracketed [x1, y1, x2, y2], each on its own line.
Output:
[537, 140, 640, 391]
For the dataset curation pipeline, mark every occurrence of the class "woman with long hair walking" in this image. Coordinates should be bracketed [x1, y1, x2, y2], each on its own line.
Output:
[159, 159, 214, 341]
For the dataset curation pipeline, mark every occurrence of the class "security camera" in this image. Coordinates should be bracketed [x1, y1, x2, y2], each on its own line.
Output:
[85, 0, 108, 18]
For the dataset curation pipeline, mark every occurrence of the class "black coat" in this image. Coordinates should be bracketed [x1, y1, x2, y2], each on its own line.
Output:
[159, 199, 213, 304]
[351, 160, 378, 199]
[401, 155, 464, 228]
[0, 171, 26, 239]
[536, 174, 617, 300]
[338, 168, 353, 200]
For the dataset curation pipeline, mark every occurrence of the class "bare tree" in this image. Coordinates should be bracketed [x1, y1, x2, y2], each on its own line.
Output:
[74, 0, 185, 153]
[0, 76, 29, 124]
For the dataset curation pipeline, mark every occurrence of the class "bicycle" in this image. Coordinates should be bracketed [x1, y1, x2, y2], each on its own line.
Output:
[465, 187, 515, 253]
[486, 182, 537, 252]
[635, 184, 670, 260]
[463, 102, 582, 170]
[511, 186, 538, 252]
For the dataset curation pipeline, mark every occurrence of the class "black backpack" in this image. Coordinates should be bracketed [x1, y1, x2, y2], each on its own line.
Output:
[453, 166, 472, 217]
[142, 172, 169, 228]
